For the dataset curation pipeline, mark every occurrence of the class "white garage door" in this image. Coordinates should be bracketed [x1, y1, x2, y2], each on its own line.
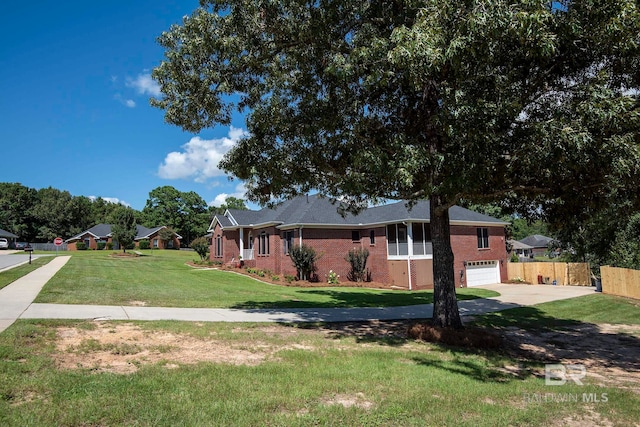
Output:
[466, 260, 500, 287]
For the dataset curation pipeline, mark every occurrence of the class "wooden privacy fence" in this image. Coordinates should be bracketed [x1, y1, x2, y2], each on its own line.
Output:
[600, 266, 640, 300]
[507, 262, 591, 286]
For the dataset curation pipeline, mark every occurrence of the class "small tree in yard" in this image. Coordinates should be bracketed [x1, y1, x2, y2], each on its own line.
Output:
[112, 207, 137, 254]
[191, 236, 210, 261]
[159, 227, 177, 248]
[289, 244, 318, 281]
[346, 248, 370, 282]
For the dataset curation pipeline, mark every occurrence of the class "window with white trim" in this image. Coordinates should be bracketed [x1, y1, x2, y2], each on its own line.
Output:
[477, 227, 489, 249]
[258, 232, 270, 256]
[412, 223, 432, 255]
[283, 231, 294, 254]
[387, 224, 408, 256]
[214, 235, 223, 257]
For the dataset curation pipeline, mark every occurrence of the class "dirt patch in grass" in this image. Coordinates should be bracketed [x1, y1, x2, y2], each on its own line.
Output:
[53, 323, 313, 374]
[407, 321, 503, 349]
[320, 392, 374, 410]
[501, 323, 640, 390]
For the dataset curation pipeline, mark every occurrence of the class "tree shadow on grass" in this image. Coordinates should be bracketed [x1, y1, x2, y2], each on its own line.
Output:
[231, 288, 487, 310]
[282, 305, 640, 386]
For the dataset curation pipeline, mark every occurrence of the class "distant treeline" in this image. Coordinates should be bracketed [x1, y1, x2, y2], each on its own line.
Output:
[0, 183, 246, 245]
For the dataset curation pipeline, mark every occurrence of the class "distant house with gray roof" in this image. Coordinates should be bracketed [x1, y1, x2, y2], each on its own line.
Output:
[519, 234, 557, 257]
[208, 194, 509, 289]
[66, 224, 181, 250]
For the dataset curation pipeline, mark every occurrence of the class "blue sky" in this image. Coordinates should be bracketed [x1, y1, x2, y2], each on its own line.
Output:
[0, 1, 249, 211]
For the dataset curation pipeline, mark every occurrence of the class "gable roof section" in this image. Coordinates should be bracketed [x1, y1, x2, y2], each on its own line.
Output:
[66, 224, 182, 242]
[0, 228, 19, 238]
[519, 234, 554, 248]
[211, 194, 508, 231]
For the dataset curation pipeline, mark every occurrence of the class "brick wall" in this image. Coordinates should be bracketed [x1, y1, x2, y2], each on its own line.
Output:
[450, 225, 508, 287]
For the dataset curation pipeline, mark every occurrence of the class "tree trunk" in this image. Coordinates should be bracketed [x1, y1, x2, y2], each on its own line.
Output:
[430, 196, 463, 329]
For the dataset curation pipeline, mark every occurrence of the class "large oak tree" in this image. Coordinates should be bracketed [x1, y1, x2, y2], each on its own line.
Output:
[152, 0, 640, 327]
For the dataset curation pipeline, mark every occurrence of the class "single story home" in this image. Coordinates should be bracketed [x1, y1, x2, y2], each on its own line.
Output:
[66, 224, 181, 250]
[508, 239, 534, 259]
[208, 195, 509, 289]
[0, 228, 18, 242]
[519, 234, 556, 257]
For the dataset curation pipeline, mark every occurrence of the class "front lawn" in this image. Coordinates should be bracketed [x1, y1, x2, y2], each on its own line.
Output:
[1, 293, 639, 426]
[34, 250, 497, 308]
[0, 256, 53, 290]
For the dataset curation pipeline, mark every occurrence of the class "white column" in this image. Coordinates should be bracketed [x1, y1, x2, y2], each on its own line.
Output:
[239, 228, 244, 258]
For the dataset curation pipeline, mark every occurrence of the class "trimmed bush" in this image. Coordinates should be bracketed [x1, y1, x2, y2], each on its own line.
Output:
[346, 247, 370, 282]
[138, 239, 150, 250]
[97, 241, 106, 251]
[106, 242, 113, 250]
[75, 242, 87, 251]
[289, 244, 318, 281]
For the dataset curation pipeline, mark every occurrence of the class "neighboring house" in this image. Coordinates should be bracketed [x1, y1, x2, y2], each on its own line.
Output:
[508, 239, 534, 260]
[66, 224, 181, 250]
[0, 228, 18, 241]
[519, 234, 556, 257]
[208, 195, 509, 289]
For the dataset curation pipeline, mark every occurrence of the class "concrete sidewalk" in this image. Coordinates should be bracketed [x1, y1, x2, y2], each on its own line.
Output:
[0, 256, 71, 332]
[20, 284, 595, 324]
[2, 257, 597, 332]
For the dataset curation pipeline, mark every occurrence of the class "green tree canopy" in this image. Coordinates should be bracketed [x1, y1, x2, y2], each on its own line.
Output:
[111, 207, 138, 253]
[153, 0, 640, 327]
[142, 186, 209, 245]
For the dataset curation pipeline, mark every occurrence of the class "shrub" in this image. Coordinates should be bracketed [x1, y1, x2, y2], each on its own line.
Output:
[510, 252, 519, 263]
[138, 239, 150, 250]
[106, 242, 113, 250]
[271, 275, 280, 281]
[326, 270, 340, 284]
[190, 237, 210, 261]
[75, 242, 87, 251]
[289, 244, 318, 280]
[345, 247, 369, 282]
[97, 241, 106, 251]
[284, 274, 296, 283]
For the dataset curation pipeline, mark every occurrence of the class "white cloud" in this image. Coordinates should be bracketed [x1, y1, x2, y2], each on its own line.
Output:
[126, 73, 161, 97]
[158, 127, 247, 183]
[114, 93, 136, 108]
[208, 183, 248, 207]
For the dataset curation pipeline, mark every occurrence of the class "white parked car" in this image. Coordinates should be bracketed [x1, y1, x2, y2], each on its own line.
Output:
[0, 238, 8, 249]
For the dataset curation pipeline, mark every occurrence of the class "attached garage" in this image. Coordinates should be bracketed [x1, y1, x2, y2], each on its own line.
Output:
[465, 260, 501, 287]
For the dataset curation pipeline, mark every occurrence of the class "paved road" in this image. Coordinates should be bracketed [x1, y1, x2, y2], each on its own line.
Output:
[0, 252, 45, 272]
[1, 257, 597, 333]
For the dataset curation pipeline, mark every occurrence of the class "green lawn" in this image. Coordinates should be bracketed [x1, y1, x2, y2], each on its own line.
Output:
[472, 292, 640, 329]
[0, 256, 53, 290]
[34, 249, 498, 308]
[1, 251, 638, 425]
[1, 293, 639, 426]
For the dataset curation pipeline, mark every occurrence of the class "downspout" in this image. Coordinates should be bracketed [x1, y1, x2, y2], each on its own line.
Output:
[406, 221, 413, 291]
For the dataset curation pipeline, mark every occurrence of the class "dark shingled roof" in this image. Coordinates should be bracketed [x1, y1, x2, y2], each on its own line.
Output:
[216, 194, 507, 229]
[66, 224, 181, 242]
[0, 228, 19, 238]
[519, 234, 555, 248]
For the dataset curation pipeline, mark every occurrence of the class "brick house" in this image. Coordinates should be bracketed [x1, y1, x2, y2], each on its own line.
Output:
[66, 224, 181, 250]
[208, 195, 509, 289]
